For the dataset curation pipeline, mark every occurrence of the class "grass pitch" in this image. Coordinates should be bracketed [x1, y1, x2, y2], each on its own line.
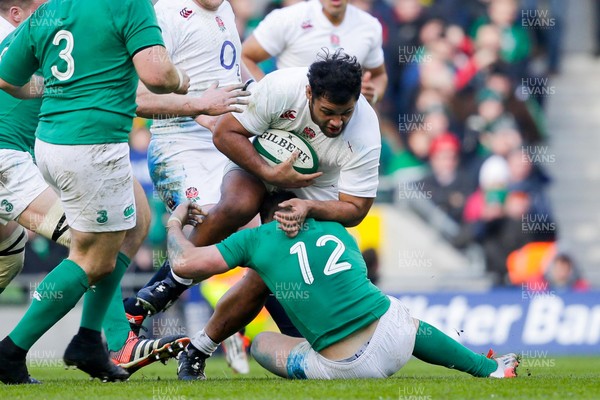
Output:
[2, 356, 599, 400]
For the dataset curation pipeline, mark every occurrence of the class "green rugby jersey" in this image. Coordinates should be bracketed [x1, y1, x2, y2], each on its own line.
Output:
[217, 219, 391, 352]
[0, 27, 41, 153]
[0, 0, 164, 145]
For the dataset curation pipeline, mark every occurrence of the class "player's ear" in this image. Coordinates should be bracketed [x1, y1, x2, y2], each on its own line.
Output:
[305, 85, 312, 102]
[9, 6, 24, 24]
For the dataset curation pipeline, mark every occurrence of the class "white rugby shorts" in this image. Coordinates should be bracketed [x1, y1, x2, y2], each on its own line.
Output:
[148, 134, 227, 211]
[286, 296, 417, 379]
[35, 140, 136, 232]
[0, 149, 49, 225]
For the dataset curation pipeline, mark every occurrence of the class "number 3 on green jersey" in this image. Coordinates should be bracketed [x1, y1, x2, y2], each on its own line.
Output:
[51, 30, 75, 81]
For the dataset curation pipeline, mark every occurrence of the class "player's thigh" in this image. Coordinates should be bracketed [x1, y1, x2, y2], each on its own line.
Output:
[187, 167, 266, 245]
[0, 149, 48, 227]
[148, 136, 227, 211]
[251, 332, 306, 378]
[357, 297, 417, 377]
[218, 163, 267, 218]
[35, 140, 136, 234]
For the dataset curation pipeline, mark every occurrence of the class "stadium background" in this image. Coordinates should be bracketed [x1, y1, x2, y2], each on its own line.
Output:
[1, 0, 599, 358]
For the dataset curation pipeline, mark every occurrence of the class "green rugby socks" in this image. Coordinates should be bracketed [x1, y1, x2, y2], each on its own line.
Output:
[412, 320, 497, 377]
[8, 259, 89, 350]
[103, 280, 133, 352]
[80, 252, 130, 336]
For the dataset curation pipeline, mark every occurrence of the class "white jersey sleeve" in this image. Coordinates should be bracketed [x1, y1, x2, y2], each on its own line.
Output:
[232, 79, 274, 135]
[361, 17, 384, 69]
[337, 96, 380, 198]
[233, 69, 304, 135]
[251, 6, 295, 57]
[0, 16, 15, 42]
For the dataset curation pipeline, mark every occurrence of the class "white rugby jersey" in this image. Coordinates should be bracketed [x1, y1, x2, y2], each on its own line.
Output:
[252, 0, 384, 70]
[234, 67, 380, 201]
[0, 16, 15, 42]
[151, 0, 242, 136]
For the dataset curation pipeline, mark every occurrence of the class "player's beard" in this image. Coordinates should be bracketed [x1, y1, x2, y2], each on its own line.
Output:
[308, 98, 346, 138]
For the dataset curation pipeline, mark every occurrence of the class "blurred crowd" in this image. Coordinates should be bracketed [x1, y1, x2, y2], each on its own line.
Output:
[17, 0, 589, 293]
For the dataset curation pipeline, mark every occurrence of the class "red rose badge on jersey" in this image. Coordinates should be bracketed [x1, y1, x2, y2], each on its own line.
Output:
[302, 127, 316, 139]
[216, 16, 226, 31]
[185, 187, 199, 200]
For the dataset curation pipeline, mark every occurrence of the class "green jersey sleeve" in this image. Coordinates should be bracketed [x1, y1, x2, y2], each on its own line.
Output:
[119, 0, 164, 56]
[216, 228, 259, 270]
[0, 22, 39, 87]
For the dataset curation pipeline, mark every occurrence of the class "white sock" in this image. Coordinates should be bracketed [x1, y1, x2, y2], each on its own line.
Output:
[191, 329, 219, 356]
[170, 270, 193, 286]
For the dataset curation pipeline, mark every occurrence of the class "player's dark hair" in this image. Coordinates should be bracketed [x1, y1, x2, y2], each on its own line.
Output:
[307, 48, 362, 104]
[0, 0, 32, 14]
[259, 191, 297, 224]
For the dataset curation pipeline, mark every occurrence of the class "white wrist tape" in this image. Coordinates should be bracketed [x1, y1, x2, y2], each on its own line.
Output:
[175, 68, 184, 92]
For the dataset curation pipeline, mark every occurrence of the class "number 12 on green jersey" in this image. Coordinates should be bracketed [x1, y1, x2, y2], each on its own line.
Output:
[290, 234, 352, 285]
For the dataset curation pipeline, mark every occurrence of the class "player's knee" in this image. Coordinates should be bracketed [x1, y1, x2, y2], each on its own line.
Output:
[250, 333, 268, 361]
[251, 333, 286, 376]
[87, 259, 117, 283]
[0, 225, 28, 291]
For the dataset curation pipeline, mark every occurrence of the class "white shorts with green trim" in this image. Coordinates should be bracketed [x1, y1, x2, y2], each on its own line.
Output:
[286, 296, 417, 379]
[35, 140, 136, 233]
[0, 149, 48, 225]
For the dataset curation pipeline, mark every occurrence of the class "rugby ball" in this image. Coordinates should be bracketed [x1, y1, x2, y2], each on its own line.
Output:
[252, 128, 319, 174]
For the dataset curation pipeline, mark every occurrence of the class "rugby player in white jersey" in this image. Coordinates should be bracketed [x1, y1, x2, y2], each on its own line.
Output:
[242, 0, 387, 105]
[126, 0, 253, 373]
[138, 51, 384, 380]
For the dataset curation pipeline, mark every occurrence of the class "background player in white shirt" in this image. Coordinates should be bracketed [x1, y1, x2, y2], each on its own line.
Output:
[0, 0, 40, 40]
[242, 0, 387, 105]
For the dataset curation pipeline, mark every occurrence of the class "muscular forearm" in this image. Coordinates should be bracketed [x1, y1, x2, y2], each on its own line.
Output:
[371, 73, 388, 104]
[136, 88, 200, 119]
[304, 198, 372, 227]
[167, 224, 196, 272]
[213, 125, 271, 180]
[240, 61, 256, 83]
[0, 75, 44, 99]
[241, 55, 265, 81]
